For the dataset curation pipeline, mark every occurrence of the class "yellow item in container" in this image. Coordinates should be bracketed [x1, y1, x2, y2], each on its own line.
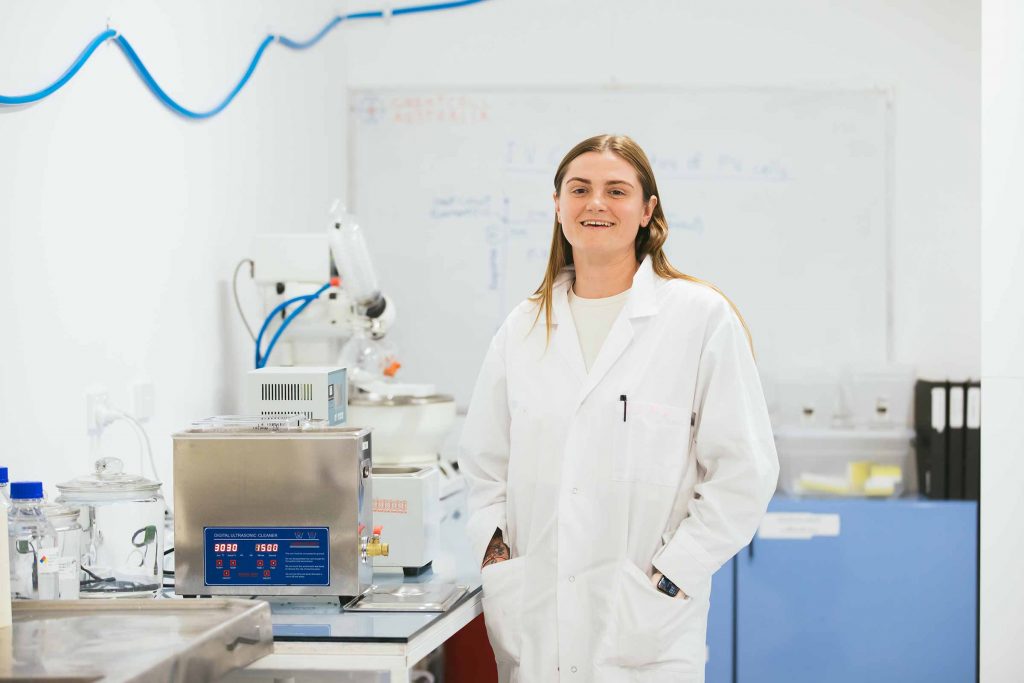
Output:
[796, 473, 853, 495]
[863, 464, 902, 497]
[847, 461, 872, 491]
[869, 464, 903, 481]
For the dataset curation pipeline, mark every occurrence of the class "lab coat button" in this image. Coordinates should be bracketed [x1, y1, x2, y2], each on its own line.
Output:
[568, 576, 575, 583]
[571, 487, 578, 494]
[571, 666, 578, 673]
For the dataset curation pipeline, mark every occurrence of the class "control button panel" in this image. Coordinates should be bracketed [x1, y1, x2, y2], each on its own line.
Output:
[203, 527, 329, 586]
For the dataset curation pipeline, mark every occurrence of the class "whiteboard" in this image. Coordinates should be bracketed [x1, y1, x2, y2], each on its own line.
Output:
[348, 88, 891, 407]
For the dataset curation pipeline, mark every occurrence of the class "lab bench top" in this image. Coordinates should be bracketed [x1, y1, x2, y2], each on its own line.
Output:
[253, 488, 481, 644]
[219, 492, 973, 643]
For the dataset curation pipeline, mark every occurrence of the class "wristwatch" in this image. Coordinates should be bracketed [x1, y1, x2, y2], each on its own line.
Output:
[656, 574, 680, 598]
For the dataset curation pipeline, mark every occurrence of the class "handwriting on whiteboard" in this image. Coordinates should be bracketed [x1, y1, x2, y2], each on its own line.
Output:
[431, 195, 494, 219]
[501, 141, 791, 183]
[354, 94, 490, 125]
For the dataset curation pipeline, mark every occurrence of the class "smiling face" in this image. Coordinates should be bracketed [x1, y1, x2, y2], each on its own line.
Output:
[554, 150, 657, 264]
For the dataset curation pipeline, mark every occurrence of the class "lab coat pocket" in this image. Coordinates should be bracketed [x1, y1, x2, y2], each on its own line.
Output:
[612, 400, 692, 486]
[481, 556, 526, 666]
[596, 561, 708, 672]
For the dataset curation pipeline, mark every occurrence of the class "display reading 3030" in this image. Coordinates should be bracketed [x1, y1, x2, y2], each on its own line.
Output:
[212, 542, 279, 552]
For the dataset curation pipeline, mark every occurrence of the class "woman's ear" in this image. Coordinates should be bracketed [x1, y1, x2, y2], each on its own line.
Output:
[642, 195, 658, 227]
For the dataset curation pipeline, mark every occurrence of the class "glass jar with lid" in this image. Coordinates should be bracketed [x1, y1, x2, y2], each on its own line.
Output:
[56, 457, 164, 597]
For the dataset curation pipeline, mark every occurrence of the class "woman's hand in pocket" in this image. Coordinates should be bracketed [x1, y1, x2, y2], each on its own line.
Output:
[482, 527, 511, 569]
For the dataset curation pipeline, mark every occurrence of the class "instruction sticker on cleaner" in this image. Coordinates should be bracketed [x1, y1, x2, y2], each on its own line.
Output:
[757, 513, 841, 540]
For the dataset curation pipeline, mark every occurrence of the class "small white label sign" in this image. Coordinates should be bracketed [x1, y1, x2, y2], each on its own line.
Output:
[967, 387, 981, 429]
[931, 387, 946, 432]
[758, 513, 841, 540]
[949, 387, 965, 429]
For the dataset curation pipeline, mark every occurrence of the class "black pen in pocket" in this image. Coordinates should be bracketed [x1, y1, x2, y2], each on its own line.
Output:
[620, 394, 627, 422]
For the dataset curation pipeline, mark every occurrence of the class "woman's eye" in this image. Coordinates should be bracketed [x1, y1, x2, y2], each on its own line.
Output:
[571, 187, 586, 195]
[610, 189, 625, 196]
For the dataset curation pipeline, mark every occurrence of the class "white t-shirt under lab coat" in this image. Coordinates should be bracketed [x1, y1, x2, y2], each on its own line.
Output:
[567, 286, 631, 372]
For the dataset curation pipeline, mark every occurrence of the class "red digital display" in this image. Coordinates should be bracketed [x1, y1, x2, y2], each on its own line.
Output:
[213, 543, 238, 552]
[255, 543, 279, 552]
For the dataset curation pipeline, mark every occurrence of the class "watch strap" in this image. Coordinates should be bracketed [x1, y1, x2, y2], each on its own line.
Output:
[656, 574, 680, 598]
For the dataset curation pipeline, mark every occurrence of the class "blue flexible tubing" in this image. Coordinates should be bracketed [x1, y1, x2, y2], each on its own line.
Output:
[0, 29, 116, 105]
[114, 33, 274, 119]
[393, 0, 489, 17]
[0, 0, 490, 114]
[277, 16, 343, 49]
[255, 294, 310, 368]
[255, 283, 331, 368]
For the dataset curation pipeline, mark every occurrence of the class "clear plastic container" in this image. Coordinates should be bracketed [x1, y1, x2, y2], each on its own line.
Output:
[56, 457, 164, 598]
[41, 503, 82, 599]
[8, 481, 60, 600]
[774, 426, 914, 498]
[840, 364, 916, 428]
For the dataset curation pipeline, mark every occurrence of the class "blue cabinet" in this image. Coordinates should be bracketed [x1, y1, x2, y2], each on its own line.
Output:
[734, 497, 977, 683]
[706, 558, 734, 683]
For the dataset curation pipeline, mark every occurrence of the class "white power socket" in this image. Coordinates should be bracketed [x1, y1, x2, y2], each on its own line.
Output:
[132, 381, 154, 423]
[85, 387, 115, 436]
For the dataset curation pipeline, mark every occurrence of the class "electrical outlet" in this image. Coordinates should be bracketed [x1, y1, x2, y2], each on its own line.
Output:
[132, 381, 154, 423]
[85, 388, 112, 436]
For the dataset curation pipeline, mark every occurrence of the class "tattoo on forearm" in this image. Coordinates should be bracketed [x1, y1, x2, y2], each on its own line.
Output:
[482, 528, 510, 568]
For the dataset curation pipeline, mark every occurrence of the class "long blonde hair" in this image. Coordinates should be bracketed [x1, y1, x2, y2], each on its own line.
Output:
[530, 134, 753, 351]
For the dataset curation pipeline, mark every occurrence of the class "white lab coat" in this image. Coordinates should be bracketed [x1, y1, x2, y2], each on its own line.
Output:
[459, 256, 779, 682]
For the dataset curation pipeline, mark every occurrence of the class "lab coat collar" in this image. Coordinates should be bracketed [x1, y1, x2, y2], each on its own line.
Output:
[550, 255, 660, 324]
[625, 255, 659, 318]
[550, 255, 661, 402]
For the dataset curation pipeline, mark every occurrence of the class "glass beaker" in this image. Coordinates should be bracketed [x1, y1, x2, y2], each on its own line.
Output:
[41, 503, 82, 599]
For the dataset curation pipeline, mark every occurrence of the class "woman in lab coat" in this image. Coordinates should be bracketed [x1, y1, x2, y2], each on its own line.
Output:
[459, 134, 779, 682]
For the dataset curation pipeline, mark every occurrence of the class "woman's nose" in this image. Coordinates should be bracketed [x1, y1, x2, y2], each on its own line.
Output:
[586, 196, 607, 211]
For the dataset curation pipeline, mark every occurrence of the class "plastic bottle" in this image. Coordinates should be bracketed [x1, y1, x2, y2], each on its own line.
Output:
[0, 467, 9, 504]
[0, 468, 10, 627]
[8, 482, 60, 600]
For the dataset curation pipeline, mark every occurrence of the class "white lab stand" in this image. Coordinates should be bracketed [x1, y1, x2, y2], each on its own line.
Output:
[222, 490, 483, 683]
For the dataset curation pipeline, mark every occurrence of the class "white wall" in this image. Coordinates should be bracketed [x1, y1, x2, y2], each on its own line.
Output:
[981, 0, 1024, 679]
[0, 2, 977, 520]
[0, 0, 349, 500]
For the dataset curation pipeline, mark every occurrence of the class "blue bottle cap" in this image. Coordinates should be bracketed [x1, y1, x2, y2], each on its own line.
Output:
[0, 467, 7, 484]
[10, 481, 44, 500]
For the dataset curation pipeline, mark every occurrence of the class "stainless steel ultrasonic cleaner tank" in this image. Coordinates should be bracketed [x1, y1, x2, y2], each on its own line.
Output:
[172, 419, 377, 599]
